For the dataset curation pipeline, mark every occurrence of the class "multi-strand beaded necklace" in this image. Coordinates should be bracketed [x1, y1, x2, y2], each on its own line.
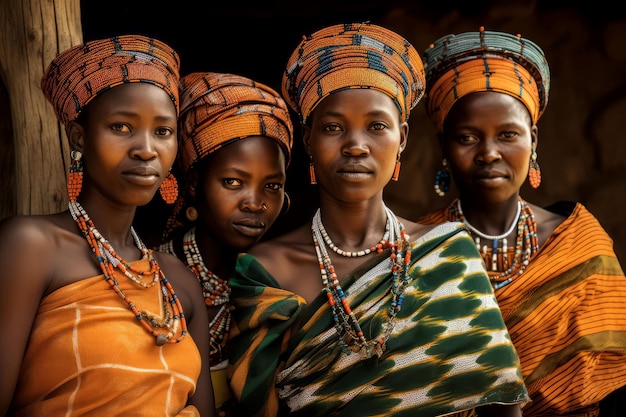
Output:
[447, 197, 539, 289]
[180, 227, 231, 366]
[311, 206, 411, 359]
[69, 200, 187, 346]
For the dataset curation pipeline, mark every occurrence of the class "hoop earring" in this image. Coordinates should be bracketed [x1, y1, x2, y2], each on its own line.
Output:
[160, 172, 179, 204]
[185, 206, 198, 221]
[391, 153, 402, 181]
[309, 156, 317, 185]
[528, 149, 541, 189]
[281, 192, 291, 215]
[434, 158, 451, 197]
[68, 150, 83, 202]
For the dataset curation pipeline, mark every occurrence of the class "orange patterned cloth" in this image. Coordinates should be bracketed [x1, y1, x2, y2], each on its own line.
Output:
[423, 27, 550, 132]
[177, 72, 293, 173]
[282, 22, 425, 124]
[41, 35, 181, 124]
[10, 259, 201, 416]
[418, 202, 626, 416]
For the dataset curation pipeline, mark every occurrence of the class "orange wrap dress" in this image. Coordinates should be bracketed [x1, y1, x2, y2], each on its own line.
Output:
[10, 259, 201, 416]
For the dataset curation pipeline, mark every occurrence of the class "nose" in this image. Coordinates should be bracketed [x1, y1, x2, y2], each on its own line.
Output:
[240, 191, 267, 213]
[130, 130, 158, 160]
[341, 129, 370, 157]
[475, 138, 501, 165]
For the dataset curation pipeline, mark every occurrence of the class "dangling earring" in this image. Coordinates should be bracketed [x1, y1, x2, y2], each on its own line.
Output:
[434, 158, 451, 197]
[528, 149, 541, 189]
[281, 192, 291, 215]
[309, 156, 317, 185]
[391, 152, 402, 181]
[160, 172, 179, 204]
[67, 150, 83, 202]
[185, 206, 198, 221]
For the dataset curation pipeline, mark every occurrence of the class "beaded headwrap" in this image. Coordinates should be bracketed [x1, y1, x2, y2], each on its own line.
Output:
[282, 22, 426, 124]
[424, 27, 550, 132]
[163, 72, 294, 240]
[41, 34, 181, 124]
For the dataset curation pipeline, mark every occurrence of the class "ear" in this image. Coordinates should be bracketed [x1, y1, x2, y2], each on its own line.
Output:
[66, 121, 85, 152]
[531, 124, 539, 151]
[399, 121, 409, 153]
[436, 130, 446, 157]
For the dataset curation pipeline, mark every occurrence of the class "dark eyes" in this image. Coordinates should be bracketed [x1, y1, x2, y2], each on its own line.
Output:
[223, 179, 283, 191]
[110, 123, 174, 136]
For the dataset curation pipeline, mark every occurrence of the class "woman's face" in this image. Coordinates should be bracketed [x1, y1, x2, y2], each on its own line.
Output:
[74, 82, 178, 207]
[195, 136, 286, 252]
[304, 88, 408, 204]
[441, 91, 537, 206]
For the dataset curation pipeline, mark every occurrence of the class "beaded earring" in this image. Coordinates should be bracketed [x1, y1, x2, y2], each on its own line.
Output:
[185, 206, 198, 221]
[528, 149, 541, 189]
[391, 153, 401, 181]
[434, 158, 451, 196]
[159, 172, 178, 204]
[309, 156, 317, 185]
[67, 149, 83, 202]
[281, 192, 291, 215]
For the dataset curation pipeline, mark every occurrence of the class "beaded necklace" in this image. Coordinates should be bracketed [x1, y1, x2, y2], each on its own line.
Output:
[69, 200, 187, 346]
[179, 226, 231, 366]
[448, 197, 539, 289]
[317, 213, 390, 257]
[311, 207, 411, 358]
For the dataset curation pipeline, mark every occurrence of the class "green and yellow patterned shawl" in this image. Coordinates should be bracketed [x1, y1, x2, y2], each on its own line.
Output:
[229, 222, 528, 417]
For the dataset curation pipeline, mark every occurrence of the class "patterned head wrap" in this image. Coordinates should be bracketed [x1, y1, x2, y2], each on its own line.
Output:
[282, 22, 426, 124]
[178, 72, 293, 173]
[163, 72, 294, 240]
[41, 35, 181, 125]
[424, 27, 550, 132]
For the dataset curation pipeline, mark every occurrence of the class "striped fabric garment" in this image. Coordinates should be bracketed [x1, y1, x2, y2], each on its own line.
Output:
[10, 259, 201, 416]
[418, 201, 626, 416]
[228, 222, 529, 417]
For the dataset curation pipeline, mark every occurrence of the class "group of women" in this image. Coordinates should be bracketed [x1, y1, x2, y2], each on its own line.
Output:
[0, 19, 624, 417]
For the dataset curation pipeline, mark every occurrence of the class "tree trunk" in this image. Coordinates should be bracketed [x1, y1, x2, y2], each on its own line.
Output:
[0, 0, 82, 216]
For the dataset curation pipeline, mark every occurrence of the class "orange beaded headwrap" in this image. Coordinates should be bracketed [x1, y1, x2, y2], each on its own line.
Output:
[41, 34, 181, 124]
[178, 72, 293, 173]
[163, 72, 294, 240]
[424, 27, 550, 132]
[282, 22, 425, 124]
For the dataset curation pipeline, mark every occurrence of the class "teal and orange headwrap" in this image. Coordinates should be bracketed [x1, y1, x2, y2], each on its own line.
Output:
[282, 22, 426, 124]
[424, 27, 550, 132]
[178, 72, 293, 173]
[41, 34, 181, 124]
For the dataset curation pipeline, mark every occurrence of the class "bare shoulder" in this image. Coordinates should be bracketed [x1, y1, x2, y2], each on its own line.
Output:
[398, 216, 439, 241]
[246, 223, 320, 296]
[527, 202, 566, 246]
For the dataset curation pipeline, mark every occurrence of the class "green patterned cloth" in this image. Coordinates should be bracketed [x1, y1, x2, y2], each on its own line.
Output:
[229, 222, 529, 417]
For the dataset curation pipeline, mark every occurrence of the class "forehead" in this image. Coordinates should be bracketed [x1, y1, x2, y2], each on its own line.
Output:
[447, 91, 531, 123]
[312, 88, 400, 118]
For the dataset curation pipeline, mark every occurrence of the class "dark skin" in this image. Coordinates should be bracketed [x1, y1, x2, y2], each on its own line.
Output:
[248, 89, 521, 416]
[0, 83, 213, 416]
[440, 91, 564, 247]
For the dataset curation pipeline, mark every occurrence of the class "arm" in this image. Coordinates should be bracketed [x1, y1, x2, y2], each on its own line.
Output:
[476, 404, 522, 417]
[157, 252, 215, 417]
[0, 217, 55, 414]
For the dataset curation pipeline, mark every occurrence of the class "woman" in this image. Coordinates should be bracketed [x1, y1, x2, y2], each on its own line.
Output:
[158, 71, 293, 416]
[228, 22, 529, 417]
[418, 27, 626, 416]
[0, 35, 213, 416]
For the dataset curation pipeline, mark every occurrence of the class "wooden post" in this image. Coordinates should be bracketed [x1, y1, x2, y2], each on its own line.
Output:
[0, 0, 82, 216]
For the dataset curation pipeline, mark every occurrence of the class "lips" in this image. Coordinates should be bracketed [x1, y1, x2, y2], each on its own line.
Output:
[339, 163, 372, 174]
[122, 166, 161, 186]
[233, 218, 266, 238]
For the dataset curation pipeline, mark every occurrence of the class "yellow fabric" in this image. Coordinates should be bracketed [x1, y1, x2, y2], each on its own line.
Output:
[41, 35, 181, 124]
[427, 58, 540, 131]
[11, 259, 200, 416]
